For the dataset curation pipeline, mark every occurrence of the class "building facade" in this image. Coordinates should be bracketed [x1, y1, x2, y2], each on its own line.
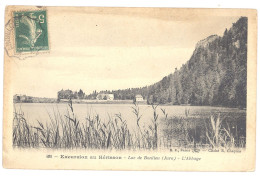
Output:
[135, 94, 144, 101]
[96, 94, 114, 100]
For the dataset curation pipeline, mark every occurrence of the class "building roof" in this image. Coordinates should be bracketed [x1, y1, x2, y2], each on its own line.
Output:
[135, 94, 143, 98]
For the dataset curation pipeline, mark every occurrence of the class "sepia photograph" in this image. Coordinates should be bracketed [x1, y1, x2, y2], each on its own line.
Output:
[2, 5, 257, 171]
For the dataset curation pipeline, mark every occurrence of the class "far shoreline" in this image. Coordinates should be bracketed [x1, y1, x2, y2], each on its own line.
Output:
[13, 101, 246, 110]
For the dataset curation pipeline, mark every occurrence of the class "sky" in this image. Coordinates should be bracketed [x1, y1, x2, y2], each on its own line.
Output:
[10, 7, 240, 98]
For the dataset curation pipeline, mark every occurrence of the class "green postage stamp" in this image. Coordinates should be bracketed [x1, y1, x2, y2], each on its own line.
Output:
[13, 10, 49, 53]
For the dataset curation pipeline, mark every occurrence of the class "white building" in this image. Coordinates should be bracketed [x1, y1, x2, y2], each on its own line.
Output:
[135, 94, 144, 101]
[106, 94, 114, 100]
[96, 93, 114, 100]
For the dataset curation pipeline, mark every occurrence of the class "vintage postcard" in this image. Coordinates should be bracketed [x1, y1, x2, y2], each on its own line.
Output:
[3, 6, 257, 171]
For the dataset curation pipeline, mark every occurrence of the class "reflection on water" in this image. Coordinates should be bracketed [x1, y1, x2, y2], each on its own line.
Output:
[14, 103, 246, 148]
[14, 103, 245, 122]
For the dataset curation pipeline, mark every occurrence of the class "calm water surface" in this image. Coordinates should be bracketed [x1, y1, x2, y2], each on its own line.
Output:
[14, 103, 246, 147]
[14, 103, 246, 129]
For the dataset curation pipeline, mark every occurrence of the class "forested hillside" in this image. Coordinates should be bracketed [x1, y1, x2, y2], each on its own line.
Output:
[88, 17, 248, 108]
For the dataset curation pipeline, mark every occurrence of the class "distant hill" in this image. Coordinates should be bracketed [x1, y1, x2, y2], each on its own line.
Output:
[89, 17, 248, 108]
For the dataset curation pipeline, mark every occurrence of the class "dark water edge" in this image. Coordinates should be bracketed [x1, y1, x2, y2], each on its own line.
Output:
[160, 111, 246, 148]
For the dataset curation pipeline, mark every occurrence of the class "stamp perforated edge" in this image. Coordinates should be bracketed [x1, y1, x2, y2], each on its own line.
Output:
[5, 6, 50, 60]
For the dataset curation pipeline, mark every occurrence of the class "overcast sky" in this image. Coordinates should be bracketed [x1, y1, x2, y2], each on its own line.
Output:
[11, 7, 240, 98]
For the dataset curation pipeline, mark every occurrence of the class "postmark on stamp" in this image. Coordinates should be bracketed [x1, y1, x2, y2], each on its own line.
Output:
[5, 8, 49, 60]
[14, 10, 49, 53]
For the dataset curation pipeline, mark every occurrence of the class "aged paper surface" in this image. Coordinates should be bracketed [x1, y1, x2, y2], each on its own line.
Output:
[3, 6, 257, 171]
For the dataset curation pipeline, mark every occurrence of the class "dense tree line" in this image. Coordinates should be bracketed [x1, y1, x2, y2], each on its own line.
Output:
[146, 17, 247, 108]
[86, 88, 148, 100]
[57, 89, 85, 100]
[90, 17, 247, 108]
[59, 17, 247, 108]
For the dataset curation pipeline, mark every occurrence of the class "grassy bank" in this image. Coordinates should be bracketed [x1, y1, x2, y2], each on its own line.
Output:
[12, 101, 246, 150]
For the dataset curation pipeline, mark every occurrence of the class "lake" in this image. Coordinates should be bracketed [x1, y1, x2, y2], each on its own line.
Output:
[14, 103, 246, 148]
[14, 103, 245, 125]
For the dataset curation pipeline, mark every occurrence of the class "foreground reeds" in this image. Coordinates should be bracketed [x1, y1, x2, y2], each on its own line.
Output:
[13, 101, 246, 150]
